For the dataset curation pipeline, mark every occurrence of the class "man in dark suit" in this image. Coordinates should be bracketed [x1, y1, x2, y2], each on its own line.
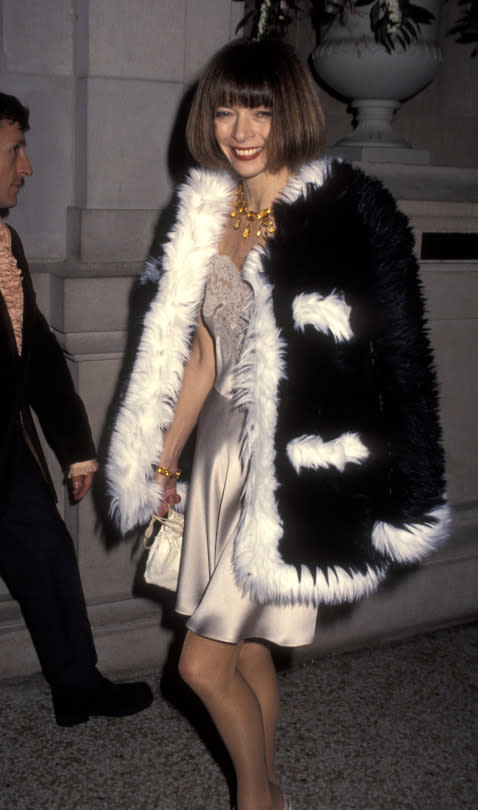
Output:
[0, 92, 153, 725]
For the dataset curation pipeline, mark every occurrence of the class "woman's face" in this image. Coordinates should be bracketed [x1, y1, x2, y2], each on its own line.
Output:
[214, 105, 272, 181]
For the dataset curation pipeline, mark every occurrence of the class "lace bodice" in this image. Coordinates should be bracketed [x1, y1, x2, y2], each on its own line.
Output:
[202, 254, 252, 366]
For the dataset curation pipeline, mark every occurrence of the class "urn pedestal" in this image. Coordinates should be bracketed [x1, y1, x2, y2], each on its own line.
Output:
[312, 0, 444, 163]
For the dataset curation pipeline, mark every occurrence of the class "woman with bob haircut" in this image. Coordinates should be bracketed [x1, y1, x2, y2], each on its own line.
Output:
[107, 38, 448, 810]
[186, 37, 326, 172]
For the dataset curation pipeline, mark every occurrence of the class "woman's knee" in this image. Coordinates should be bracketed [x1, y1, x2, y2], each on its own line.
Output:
[178, 633, 239, 696]
[178, 643, 208, 690]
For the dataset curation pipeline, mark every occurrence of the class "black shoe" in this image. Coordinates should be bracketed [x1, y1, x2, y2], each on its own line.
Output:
[52, 677, 153, 727]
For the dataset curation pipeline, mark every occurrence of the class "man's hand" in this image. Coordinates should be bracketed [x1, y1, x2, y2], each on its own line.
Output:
[69, 471, 94, 502]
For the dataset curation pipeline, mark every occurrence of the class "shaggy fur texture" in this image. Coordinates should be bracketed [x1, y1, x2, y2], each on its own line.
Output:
[106, 159, 449, 606]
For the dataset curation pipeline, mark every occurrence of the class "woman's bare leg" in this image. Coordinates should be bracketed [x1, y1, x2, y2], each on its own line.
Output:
[237, 641, 280, 784]
[179, 630, 285, 810]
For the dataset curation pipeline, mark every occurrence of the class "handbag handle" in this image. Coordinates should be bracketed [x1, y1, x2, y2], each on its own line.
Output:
[143, 508, 183, 549]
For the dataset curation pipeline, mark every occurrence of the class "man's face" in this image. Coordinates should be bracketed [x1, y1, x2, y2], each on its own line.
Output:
[0, 119, 32, 209]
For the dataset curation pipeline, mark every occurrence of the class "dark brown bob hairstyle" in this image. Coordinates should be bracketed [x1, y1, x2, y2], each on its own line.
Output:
[186, 39, 326, 173]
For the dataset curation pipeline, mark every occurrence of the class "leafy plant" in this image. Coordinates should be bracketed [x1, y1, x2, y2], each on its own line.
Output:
[236, 0, 303, 39]
[235, 0, 435, 52]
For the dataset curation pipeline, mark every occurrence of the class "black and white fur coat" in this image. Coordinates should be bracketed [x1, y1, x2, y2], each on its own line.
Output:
[106, 158, 449, 607]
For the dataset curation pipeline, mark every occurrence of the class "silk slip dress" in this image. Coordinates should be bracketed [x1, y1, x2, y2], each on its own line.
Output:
[175, 254, 317, 646]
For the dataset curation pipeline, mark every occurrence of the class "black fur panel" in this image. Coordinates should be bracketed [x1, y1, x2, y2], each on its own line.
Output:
[264, 162, 447, 571]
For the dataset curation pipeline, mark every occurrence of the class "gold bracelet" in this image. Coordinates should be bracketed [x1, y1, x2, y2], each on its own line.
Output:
[154, 465, 181, 480]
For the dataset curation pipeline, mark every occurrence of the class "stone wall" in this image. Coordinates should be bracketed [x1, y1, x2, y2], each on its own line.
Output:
[1, 0, 245, 263]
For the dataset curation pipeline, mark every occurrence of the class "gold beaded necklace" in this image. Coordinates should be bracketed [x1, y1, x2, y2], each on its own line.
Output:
[231, 182, 276, 239]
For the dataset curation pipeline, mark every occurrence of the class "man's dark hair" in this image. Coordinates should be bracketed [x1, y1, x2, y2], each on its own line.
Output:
[0, 92, 30, 132]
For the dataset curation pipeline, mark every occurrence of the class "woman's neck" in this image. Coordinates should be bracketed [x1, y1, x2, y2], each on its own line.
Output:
[242, 168, 292, 212]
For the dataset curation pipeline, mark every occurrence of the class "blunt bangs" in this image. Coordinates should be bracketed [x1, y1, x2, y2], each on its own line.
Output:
[214, 83, 273, 113]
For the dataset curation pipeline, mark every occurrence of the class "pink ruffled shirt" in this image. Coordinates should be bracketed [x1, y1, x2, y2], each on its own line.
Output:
[0, 219, 97, 479]
[0, 219, 23, 354]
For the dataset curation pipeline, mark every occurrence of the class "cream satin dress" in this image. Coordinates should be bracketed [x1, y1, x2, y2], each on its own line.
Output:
[175, 255, 317, 646]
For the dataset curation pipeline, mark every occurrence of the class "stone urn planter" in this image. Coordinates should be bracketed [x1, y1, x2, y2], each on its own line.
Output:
[311, 0, 443, 161]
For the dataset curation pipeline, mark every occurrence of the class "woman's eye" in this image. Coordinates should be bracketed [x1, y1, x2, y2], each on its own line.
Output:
[214, 109, 231, 119]
[256, 109, 272, 118]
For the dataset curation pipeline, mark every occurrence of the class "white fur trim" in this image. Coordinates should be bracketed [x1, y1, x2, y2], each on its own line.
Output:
[106, 168, 236, 533]
[279, 158, 332, 205]
[233, 244, 288, 598]
[372, 501, 451, 564]
[240, 561, 387, 607]
[287, 432, 369, 474]
[292, 291, 353, 342]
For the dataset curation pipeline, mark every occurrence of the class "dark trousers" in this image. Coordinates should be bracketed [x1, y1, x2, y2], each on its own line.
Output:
[0, 432, 99, 689]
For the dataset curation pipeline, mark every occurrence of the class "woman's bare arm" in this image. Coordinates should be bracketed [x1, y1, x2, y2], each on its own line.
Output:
[154, 312, 215, 513]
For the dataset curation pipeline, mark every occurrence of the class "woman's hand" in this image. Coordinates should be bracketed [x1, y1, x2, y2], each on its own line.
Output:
[155, 472, 181, 517]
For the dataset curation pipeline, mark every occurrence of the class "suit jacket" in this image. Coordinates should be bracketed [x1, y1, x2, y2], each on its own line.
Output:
[0, 224, 96, 515]
[106, 160, 449, 607]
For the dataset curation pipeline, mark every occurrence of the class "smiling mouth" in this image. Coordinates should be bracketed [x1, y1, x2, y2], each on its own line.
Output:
[231, 146, 264, 160]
